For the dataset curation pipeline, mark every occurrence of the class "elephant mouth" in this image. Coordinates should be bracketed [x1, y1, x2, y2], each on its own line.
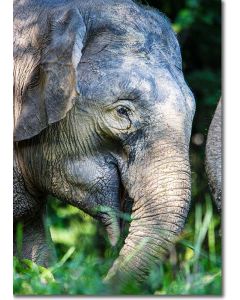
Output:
[120, 187, 133, 230]
[97, 183, 132, 247]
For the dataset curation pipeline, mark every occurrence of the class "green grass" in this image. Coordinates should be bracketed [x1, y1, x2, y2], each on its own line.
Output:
[13, 194, 221, 295]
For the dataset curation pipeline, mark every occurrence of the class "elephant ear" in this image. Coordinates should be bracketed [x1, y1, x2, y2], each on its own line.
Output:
[14, 8, 86, 141]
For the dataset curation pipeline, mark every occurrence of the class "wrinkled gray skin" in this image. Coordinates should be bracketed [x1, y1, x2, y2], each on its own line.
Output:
[14, 0, 195, 282]
[206, 99, 222, 212]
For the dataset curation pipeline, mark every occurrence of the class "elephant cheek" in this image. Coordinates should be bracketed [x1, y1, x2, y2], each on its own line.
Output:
[62, 157, 122, 246]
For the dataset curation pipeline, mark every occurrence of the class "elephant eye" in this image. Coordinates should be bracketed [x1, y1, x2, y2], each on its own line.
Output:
[116, 106, 130, 117]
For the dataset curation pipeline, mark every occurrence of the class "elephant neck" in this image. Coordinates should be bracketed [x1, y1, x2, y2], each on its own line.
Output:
[13, 145, 46, 220]
[14, 140, 49, 198]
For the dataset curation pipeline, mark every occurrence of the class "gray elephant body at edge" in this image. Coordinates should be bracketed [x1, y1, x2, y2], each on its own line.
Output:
[206, 99, 222, 211]
[14, 0, 195, 282]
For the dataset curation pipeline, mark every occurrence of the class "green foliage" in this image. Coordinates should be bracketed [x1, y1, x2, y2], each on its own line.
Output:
[13, 0, 221, 296]
[14, 196, 221, 295]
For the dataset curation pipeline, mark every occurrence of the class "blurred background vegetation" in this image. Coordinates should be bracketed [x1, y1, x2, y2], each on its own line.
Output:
[13, 0, 222, 295]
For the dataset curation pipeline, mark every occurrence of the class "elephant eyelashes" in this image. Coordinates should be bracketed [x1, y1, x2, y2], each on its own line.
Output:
[117, 106, 130, 118]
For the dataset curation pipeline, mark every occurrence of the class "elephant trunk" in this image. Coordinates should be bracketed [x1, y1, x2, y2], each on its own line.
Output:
[106, 136, 191, 281]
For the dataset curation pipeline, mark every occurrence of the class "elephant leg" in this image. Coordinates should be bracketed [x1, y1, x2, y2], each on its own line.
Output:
[13, 207, 55, 267]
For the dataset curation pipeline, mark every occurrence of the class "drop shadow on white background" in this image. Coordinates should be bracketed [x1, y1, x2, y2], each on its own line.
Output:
[0, 1, 239, 299]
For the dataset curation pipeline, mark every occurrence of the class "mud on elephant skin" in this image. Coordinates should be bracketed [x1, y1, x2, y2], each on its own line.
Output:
[14, 0, 195, 282]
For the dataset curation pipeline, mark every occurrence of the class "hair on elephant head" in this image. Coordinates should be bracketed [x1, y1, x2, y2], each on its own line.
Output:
[14, 0, 196, 282]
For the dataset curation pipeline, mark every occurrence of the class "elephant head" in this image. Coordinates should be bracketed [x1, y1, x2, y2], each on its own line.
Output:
[14, 0, 195, 281]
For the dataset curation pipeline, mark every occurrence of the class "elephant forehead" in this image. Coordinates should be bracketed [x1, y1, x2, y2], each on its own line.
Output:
[80, 30, 179, 73]
[78, 65, 154, 101]
[78, 63, 187, 107]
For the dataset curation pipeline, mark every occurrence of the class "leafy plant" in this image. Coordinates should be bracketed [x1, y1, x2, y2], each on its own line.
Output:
[14, 195, 221, 295]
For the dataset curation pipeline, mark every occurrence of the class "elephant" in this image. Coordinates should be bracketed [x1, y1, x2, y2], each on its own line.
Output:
[13, 0, 196, 282]
[205, 99, 222, 212]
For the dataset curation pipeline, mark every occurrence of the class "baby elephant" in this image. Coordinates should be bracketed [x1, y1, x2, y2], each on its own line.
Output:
[14, 0, 195, 282]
